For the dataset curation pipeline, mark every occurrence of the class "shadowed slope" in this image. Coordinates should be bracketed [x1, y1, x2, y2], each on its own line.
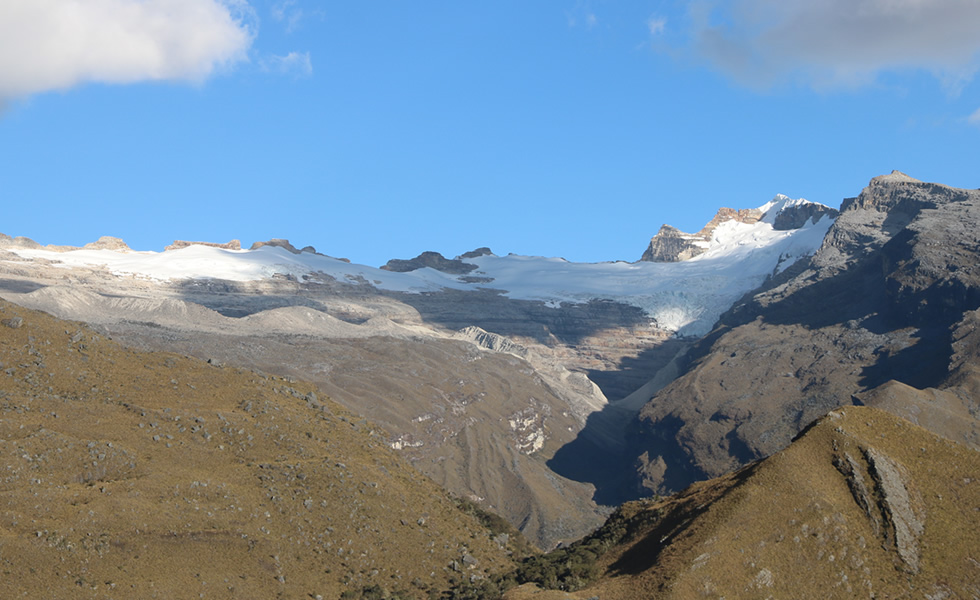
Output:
[625, 173, 980, 496]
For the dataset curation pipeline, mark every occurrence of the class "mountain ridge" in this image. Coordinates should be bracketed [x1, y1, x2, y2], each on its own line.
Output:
[617, 172, 980, 499]
[0, 185, 848, 549]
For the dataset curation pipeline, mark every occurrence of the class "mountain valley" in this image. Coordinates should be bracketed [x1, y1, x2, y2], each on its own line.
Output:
[0, 192, 832, 548]
[2, 172, 980, 597]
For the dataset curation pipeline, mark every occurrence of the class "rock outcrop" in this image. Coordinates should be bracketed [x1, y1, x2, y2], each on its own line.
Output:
[641, 207, 764, 262]
[641, 199, 839, 263]
[165, 239, 242, 251]
[0, 235, 131, 252]
[82, 235, 130, 250]
[249, 238, 319, 254]
[458, 247, 493, 260]
[770, 200, 838, 230]
[640, 224, 707, 262]
[380, 250, 479, 274]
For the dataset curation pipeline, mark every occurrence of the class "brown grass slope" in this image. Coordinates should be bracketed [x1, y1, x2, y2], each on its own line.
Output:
[110, 328, 609, 550]
[504, 406, 980, 599]
[0, 299, 520, 599]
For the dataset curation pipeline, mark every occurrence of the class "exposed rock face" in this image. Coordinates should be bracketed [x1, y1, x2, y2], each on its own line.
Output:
[620, 173, 980, 497]
[380, 250, 479, 274]
[248, 238, 351, 260]
[864, 447, 924, 573]
[640, 225, 706, 262]
[459, 247, 493, 260]
[0, 235, 43, 250]
[249, 238, 321, 255]
[640, 207, 764, 262]
[82, 235, 130, 251]
[770, 201, 839, 230]
[165, 239, 241, 251]
[641, 201, 838, 263]
[0, 235, 131, 252]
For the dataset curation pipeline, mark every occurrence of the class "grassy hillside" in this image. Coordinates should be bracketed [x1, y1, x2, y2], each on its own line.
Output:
[477, 406, 980, 599]
[0, 300, 521, 599]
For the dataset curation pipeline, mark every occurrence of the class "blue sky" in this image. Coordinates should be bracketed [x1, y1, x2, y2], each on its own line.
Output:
[1, 1, 979, 266]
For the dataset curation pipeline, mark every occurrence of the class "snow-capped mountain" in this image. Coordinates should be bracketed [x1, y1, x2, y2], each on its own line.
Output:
[0, 192, 838, 549]
[2, 195, 835, 337]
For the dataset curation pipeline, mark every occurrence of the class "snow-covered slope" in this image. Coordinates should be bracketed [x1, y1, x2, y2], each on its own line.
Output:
[2, 196, 834, 336]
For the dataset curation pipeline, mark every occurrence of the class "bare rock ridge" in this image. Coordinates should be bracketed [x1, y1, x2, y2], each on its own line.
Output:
[459, 246, 493, 260]
[640, 200, 838, 262]
[611, 172, 980, 498]
[771, 200, 839, 230]
[166, 239, 242, 251]
[249, 238, 318, 255]
[380, 250, 482, 274]
[0, 234, 131, 252]
[640, 224, 707, 263]
[641, 207, 765, 262]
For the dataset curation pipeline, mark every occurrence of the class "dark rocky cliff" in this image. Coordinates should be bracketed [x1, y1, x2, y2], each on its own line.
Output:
[625, 172, 980, 496]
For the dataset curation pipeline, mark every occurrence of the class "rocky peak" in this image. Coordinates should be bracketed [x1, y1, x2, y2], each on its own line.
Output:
[165, 239, 241, 252]
[640, 207, 763, 263]
[872, 169, 921, 185]
[760, 195, 839, 230]
[840, 170, 929, 214]
[380, 251, 479, 274]
[457, 247, 493, 260]
[703, 206, 764, 230]
[642, 198, 838, 263]
[0, 234, 131, 253]
[640, 225, 707, 262]
[0, 235, 43, 250]
[817, 172, 976, 270]
[83, 236, 130, 251]
[250, 238, 321, 255]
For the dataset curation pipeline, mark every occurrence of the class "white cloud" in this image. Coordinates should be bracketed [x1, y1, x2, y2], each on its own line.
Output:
[648, 16, 667, 36]
[691, 0, 980, 90]
[0, 0, 254, 99]
[969, 107, 980, 126]
[272, 0, 304, 33]
[261, 52, 313, 78]
[566, 2, 598, 30]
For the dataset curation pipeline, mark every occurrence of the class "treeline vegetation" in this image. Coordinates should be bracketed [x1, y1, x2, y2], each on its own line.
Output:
[442, 499, 664, 599]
